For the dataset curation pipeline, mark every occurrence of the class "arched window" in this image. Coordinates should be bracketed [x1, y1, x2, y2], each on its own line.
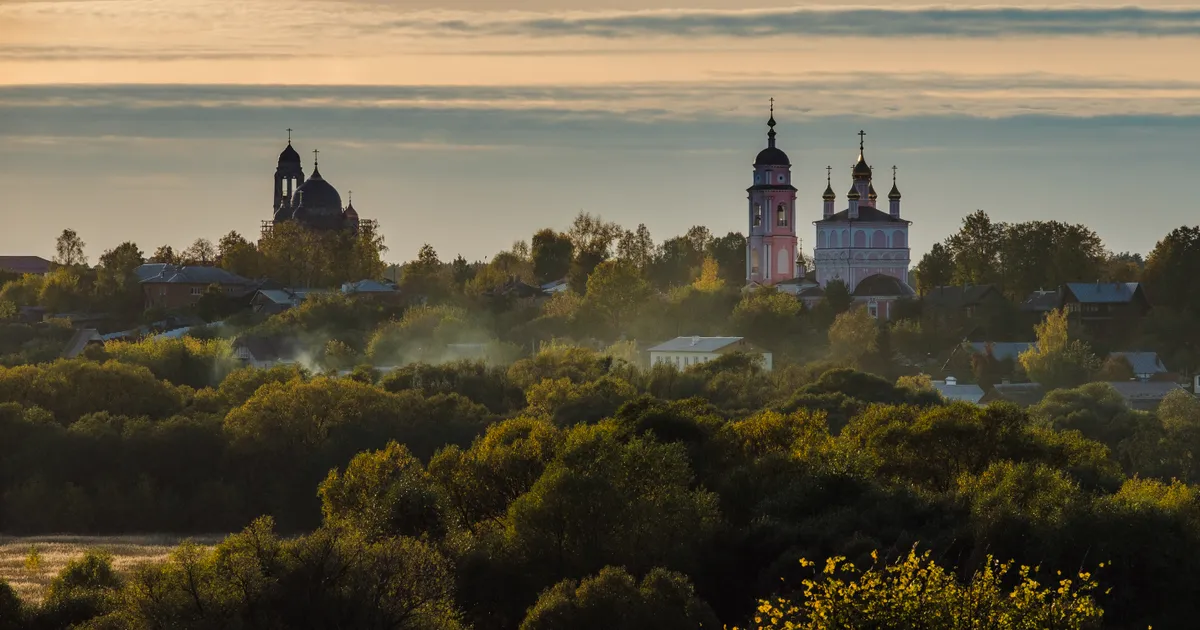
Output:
[753, 204, 762, 227]
[841, 229, 849, 247]
[854, 231, 867, 248]
[820, 230, 828, 249]
[872, 231, 887, 248]
[777, 203, 788, 226]
[777, 247, 790, 275]
[751, 247, 760, 274]
[893, 230, 906, 248]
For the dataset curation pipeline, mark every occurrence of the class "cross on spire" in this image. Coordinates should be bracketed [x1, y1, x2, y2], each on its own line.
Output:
[312, 148, 319, 167]
[348, 190, 352, 204]
[826, 165, 832, 184]
[892, 165, 898, 183]
[858, 129, 866, 153]
[287, 128, 293, 144]
[770, 97, 774, 116]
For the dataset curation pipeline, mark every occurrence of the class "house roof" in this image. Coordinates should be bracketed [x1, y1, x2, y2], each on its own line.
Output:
[1020, 290, 1060, 312]
[968, 342, 1036, 362]
[815, 205, 909, 224]
[0, 256, 52, 275]
[925, 285, 1001, 309]
[1064, 282, 1141, 304]
[1109, 351, 1167, 376]
[1105, 381, 1185, 409]
[648, 336, 751, 353]
[342, 279, 398, 294]
[138, 264, 252, 286]
[60, 328, 103, 358]
[934, 382, 986, 402]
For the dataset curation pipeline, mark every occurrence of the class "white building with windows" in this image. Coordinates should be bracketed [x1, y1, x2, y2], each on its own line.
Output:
[648, 336, 773, 371]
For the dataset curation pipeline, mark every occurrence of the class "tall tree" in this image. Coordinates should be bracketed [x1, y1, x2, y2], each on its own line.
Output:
[585, 261, 651, 332]
[945, 211, 1003, 287]
[999, 220, 1106, 299]
[218, 231, 262, 278]
[616, 224, 654, 273]
[532, 229, 574, 284]
[181, 238, 216, 266]
[400, 244, 448, 300]
[53, 229, 87, 267]
[1143, 225, 1200, 313]
[828, 307, 880, 362]
[148, 245, 178, 265]
[94, 242, 144, 313]
[913, 242, 954, 295]
[1019, 308, 1100, 390]
[706, 232, 747, 287]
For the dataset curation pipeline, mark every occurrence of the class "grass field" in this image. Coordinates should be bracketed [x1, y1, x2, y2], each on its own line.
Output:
[0, 534, 224, 602]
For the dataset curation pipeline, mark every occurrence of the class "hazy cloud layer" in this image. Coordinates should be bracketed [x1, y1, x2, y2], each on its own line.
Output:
[381, 6, 1200, 38]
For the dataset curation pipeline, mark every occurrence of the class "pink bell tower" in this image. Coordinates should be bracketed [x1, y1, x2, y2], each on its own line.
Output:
[746, 100, 799, 286]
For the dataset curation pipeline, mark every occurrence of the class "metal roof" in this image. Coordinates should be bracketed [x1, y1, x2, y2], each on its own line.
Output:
[138, 264, 252, 286]
[968, 342, 1036, 362]
[1065, 282, 1141, 304]
[1109, 351, 1167, 376]
[648, 336, 748, 353]
[0, 256, 52, 275]
[934, 382, 986, 403]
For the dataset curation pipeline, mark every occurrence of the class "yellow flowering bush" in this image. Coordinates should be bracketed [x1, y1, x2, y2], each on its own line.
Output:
[742, 548, 1104, 630]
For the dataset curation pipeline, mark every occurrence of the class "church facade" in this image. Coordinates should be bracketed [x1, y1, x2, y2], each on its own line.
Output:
[263, 133, 368, 236]
[745, 113, 915, 319]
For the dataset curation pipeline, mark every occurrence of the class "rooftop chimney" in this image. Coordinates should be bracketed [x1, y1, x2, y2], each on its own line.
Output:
[945, 376, 958, 386]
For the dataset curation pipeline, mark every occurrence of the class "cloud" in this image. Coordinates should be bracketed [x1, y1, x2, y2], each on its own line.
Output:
[379, 6, 1200, 39]
[4, 74, 1200, 123]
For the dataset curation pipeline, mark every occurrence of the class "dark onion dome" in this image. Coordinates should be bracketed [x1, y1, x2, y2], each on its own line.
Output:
[291, 167, 342, 216]
[852, 273, 916, 298]
[889, 181, 902, 200]
[847, 184, 860, 200]
[343, 202, 358, 221]
[868, 183, 878, 200]
[755, 146, 790, 166]
[822, 183, 836, 200]
[853, 154, 872, 179]
[278, 143, 301, 165]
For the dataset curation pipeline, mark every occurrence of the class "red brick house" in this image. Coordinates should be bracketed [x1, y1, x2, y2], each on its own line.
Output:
[137, 264, 255, 310]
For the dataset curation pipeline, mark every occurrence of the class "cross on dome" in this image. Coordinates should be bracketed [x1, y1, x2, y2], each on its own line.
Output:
[287, 128, 293, 144]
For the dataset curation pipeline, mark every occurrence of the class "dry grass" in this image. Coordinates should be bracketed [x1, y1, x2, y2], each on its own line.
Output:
[0, 534, 224, 603]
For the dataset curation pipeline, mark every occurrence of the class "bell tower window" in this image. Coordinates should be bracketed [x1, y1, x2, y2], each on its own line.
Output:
[777, 203, 788, 226]
[753, 204, 762, 227]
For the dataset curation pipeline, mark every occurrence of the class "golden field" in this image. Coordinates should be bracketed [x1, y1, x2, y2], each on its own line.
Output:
[0, 535, 223, 602]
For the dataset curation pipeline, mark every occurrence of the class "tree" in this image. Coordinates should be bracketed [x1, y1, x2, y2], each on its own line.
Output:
[94, 241, 144, 312]
[148, 245, 178, 265]
[218, 231, 261, 278]
[616, 224, 654, 273]
[999, 221, 1106, 301]
[532, 229, 575, 284]
[400, 244, 447, 300]
[319, 441, 443, 540]
[914, 242, 953, 295]
[1143, 225, 1200, 313]
[828, 307, 879, 362]
[1019, 308, 1100, 390]
[749, 548, 1103, 630]
[585, 261, 651, 332]
[53, 228, 87, 267]
[706, 232, 747, 287]
[820, 279, 854, 315]
[567, 212, 622, 260]
[1096, 354, 1136, 382]
[181, 238, 216, 266]
[730, 288, 803, 351]
[945, 210, 1003, 287]
[691, 257, 724, 292]
[520, 566, 720, 630]
[97, 242, 144, 275]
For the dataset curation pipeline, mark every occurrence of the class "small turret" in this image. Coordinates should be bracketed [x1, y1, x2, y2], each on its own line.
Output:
[888, 166, 902, 218]
[822, 166, 835, 218]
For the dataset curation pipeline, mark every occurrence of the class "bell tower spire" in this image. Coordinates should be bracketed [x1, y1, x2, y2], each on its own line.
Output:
[745, 98, 798, 287]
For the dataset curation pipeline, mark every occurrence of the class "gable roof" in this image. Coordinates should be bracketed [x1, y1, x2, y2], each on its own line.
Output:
[815, 205, 909, 224]
[648, 336, 750, 353]
[1064, 282, 1142, 304]
[968, 342, 1036, 362]
[1105, 381, 1185, 409]
[0, 256, 52, 275]
[61, 328, 103, 358]
[342, 279, 398, 294]
[138, 264, 252, 286]
[925, 285, 1002, 309]
[1020, 289, 1061, 312]
[1109, 351, 1167, 376]
[982, 382, 1046, 407]
[934, 381, 986, 403]
[232, 335, 301, 362]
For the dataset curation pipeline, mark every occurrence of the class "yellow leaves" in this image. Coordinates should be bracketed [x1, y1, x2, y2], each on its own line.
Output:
[750, 547, 1104, 630]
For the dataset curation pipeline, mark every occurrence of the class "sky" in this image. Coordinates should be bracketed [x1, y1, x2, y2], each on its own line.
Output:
[2, 0, 1199, 265]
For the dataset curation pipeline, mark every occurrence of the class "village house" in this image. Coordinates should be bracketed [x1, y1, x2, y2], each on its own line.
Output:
[137, 264, 256, 310]
[0, 256, 52, 276]
[648, 336, 774, 371]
